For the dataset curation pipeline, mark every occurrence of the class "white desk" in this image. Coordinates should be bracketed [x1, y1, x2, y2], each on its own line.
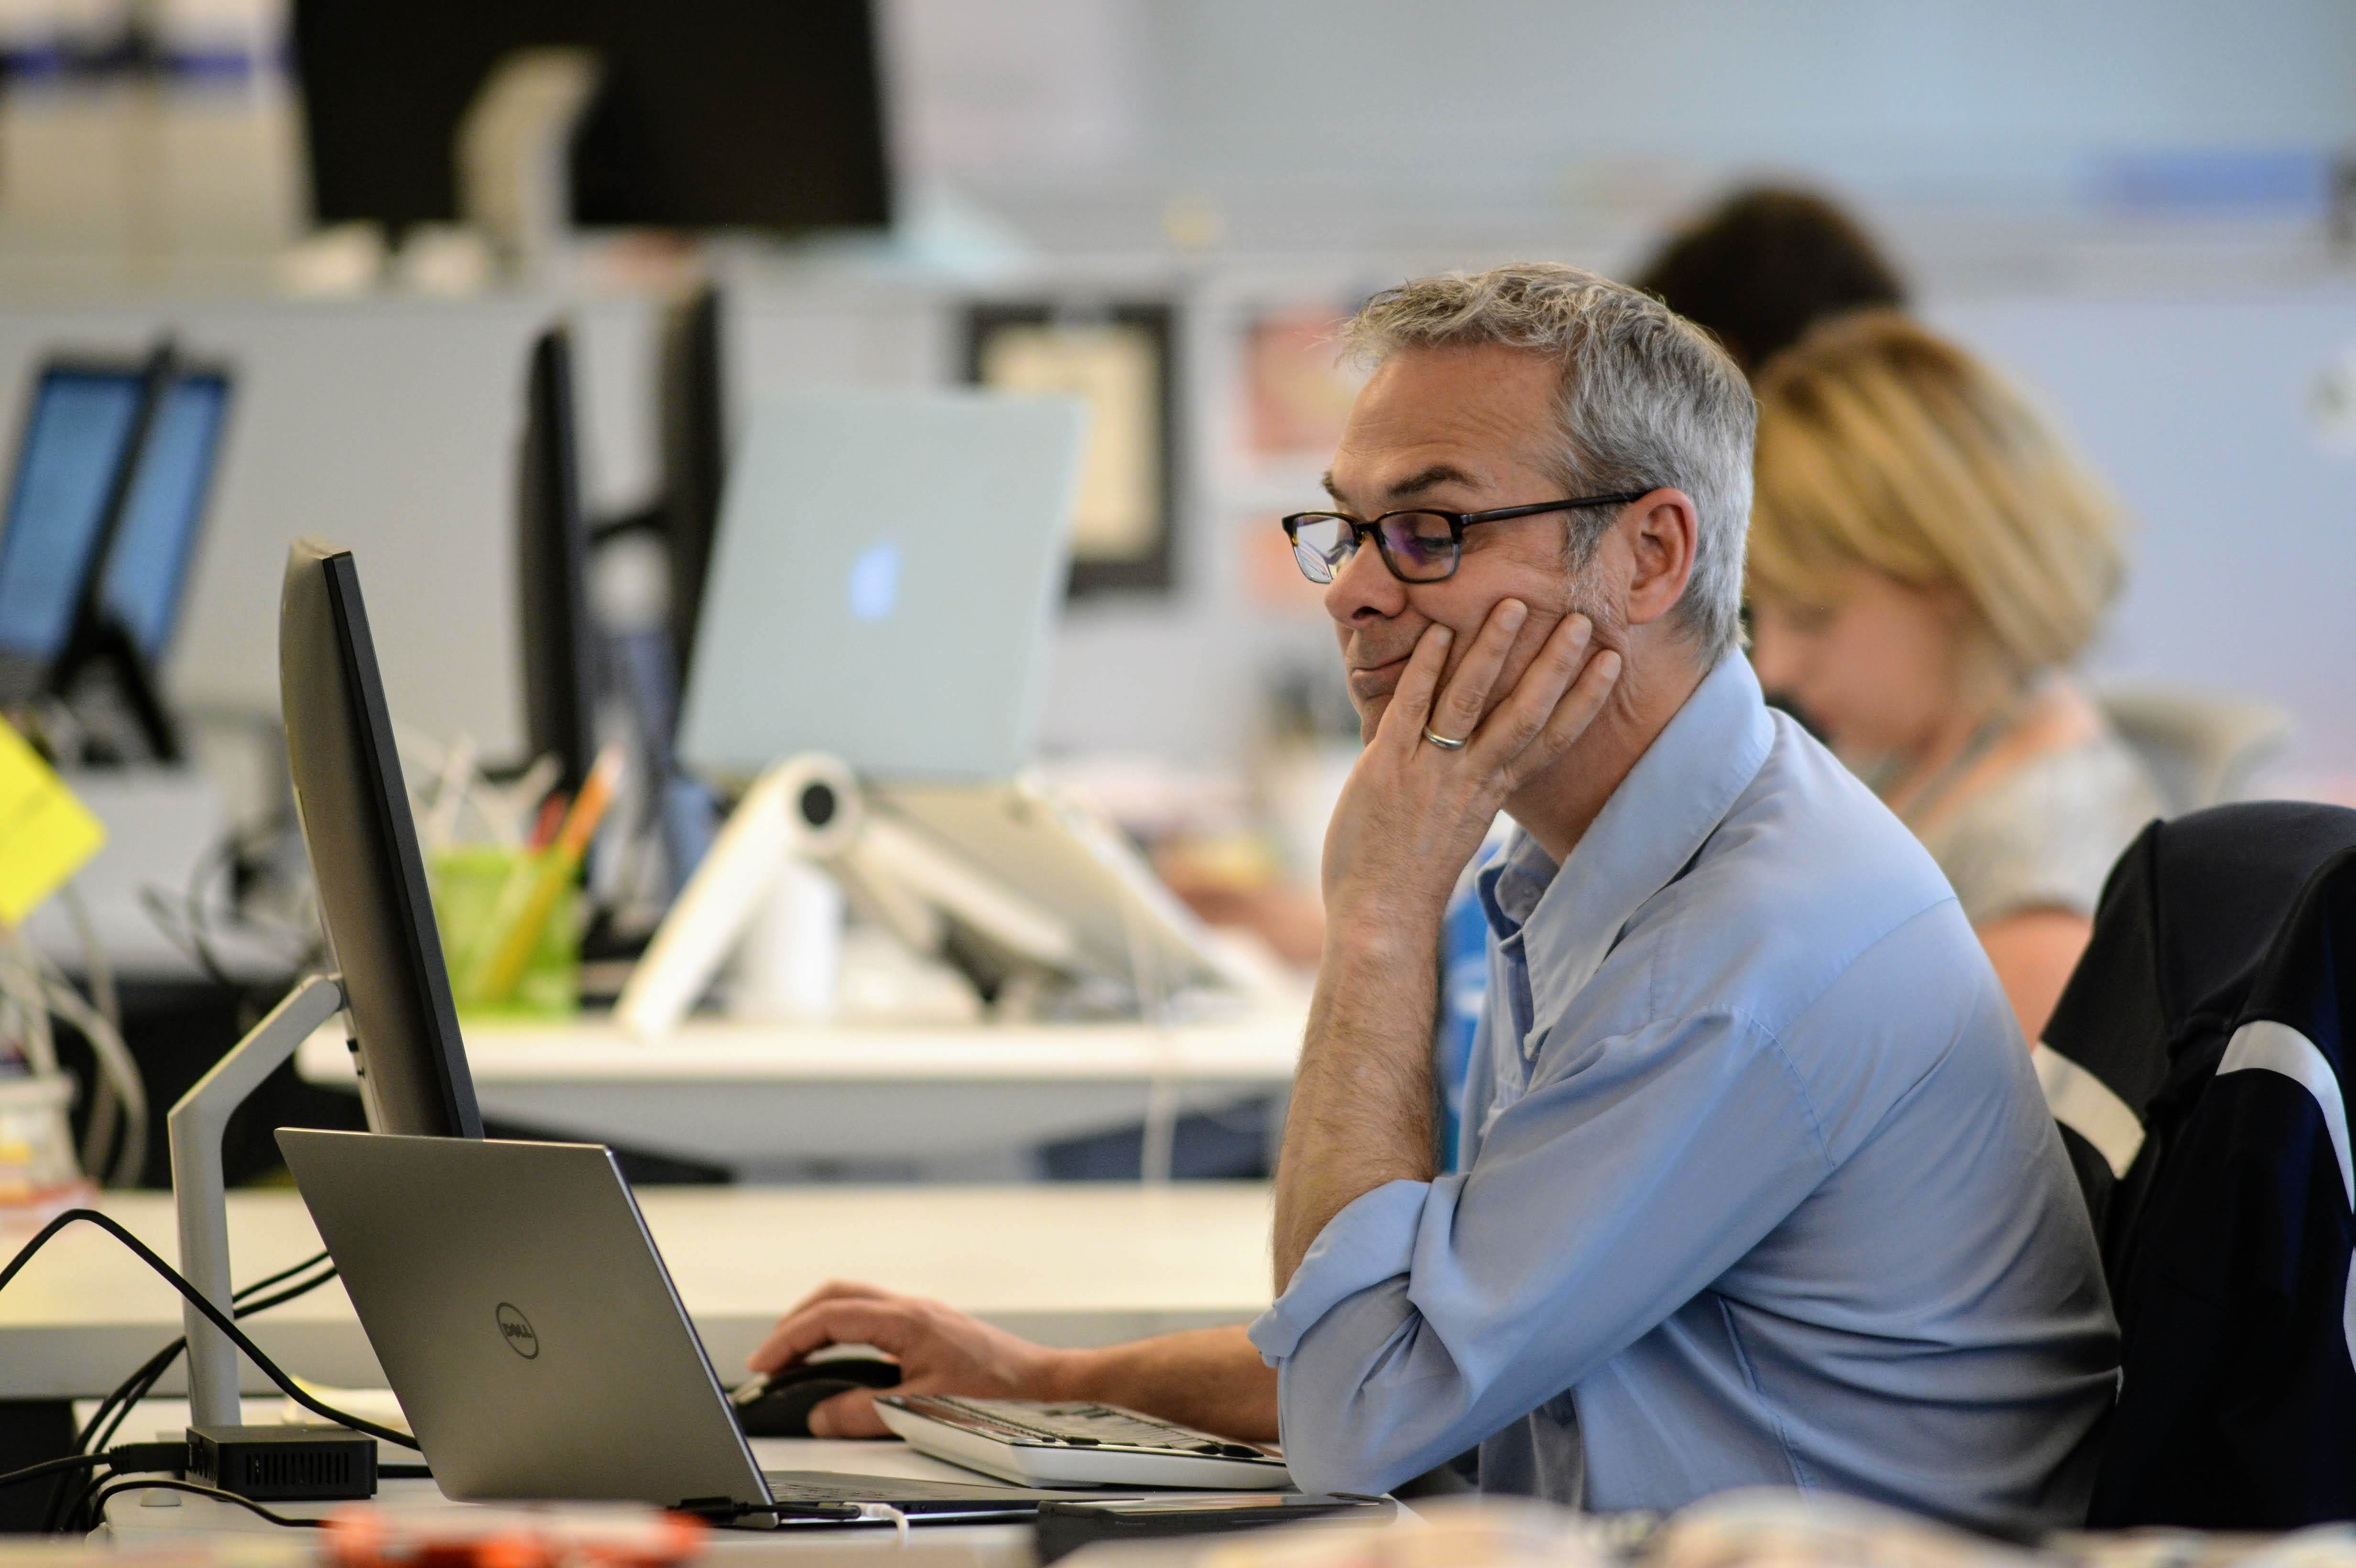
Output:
[294, 1011, 1306, 1173]
[93, 1433, 1114, 1564]
[0, 1185, 1275, 1400]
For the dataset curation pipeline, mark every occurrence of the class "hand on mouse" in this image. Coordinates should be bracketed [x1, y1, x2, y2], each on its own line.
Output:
[748, 1280, 1069, 1438]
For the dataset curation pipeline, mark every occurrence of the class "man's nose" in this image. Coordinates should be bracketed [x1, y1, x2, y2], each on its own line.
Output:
[1322, 536, 1405, 625]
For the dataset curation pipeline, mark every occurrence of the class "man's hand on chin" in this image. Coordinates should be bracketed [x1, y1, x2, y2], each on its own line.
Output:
[1321, 602, 1617, 938]
[1276, 599, 1620, 1289]
[746, 1280, 1068, 1438]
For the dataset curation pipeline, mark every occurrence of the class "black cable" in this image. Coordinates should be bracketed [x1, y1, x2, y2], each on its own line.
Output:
[87, 1478, 322, 1530]
[72, 1261, 344, 1502]
[73, 1253, 334, 1459]
[0, 1453, 107, 1492]
[231, 1249, 332, 1303]
[55, 1265, 345, 1533]
[72, 1256, 339, 1470]
[0, 1211, 416, 1450]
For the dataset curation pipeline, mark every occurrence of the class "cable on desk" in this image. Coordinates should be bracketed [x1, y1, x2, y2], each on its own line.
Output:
[855, 1503, 911, 1546]
[0, 1453, 109, 1492]
[87, 1478, 323, 1530]
[45, 1247, 347, 1533]
[76, 1249, 335, 1456]
[0, 1210, 415, 1449]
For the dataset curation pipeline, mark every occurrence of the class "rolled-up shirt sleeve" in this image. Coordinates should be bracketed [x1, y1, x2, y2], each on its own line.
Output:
[1247, 1007, 1839, 1497]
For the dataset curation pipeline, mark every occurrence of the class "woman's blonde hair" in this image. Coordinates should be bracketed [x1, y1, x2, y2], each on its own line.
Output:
[1748, 311, 2127, 675]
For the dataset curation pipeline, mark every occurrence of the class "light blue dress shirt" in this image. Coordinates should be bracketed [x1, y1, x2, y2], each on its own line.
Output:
[1249, 654, 2119, 1535]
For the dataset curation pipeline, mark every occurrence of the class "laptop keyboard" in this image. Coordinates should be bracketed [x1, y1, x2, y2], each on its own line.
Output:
[887, 1396, 1273, 1459]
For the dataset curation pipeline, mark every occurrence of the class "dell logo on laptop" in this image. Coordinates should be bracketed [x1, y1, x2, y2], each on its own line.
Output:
[495, 1303, 539, 1359]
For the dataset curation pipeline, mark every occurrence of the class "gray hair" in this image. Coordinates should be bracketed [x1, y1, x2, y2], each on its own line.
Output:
[1343, 262, 1755, 663]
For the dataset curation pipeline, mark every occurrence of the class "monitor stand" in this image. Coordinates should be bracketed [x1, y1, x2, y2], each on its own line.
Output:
[51, 616, 182, 764]
[167, 973, 347, 1428]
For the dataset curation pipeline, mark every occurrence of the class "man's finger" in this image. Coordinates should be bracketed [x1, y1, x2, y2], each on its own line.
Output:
[1374, 622, 1452, 748]
[1426, 599, 1527, 747]
[747, 1298, 920, 1374]
[780, 1279, 894, 1318]
[805, 1387, 892, 1439]
[1469, 613, 1593, 769]
[1519, 648, 1622, 781]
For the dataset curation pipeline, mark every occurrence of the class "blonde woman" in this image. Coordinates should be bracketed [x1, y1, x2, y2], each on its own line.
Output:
[1746, 311, 2160, 1045]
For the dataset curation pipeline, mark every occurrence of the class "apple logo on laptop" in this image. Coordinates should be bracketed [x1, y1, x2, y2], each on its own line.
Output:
[848, 541, 901, 623]
[496, 1302, 539, 1360]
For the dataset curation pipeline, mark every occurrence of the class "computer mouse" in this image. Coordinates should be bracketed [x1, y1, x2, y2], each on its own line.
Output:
[729, 1355, 903, 1438]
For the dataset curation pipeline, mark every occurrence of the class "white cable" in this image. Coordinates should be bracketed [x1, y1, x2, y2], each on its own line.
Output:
[35, 959, 148, 1187]
[854, 1503, 910, 1546]
[56, 885, 123, 1179]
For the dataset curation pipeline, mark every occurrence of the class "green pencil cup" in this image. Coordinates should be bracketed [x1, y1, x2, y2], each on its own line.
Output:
[429, 845, 582, 1019]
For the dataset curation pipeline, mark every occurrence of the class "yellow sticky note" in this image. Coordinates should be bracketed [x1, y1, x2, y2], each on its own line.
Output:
[0, 720, 104, 927]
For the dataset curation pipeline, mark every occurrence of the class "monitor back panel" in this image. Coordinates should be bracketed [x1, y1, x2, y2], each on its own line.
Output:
[277, 1129, 765, 1509]
[101, 369, 231, 661]
[0, 365, 146, 690]
[676, 389, 1083, 783]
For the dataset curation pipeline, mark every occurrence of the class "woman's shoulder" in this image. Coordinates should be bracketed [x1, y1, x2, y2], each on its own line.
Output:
[1920, 721, 2163, 926]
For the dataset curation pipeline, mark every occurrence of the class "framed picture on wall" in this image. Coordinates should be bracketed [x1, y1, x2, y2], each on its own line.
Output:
[963, 301, 1177, 597]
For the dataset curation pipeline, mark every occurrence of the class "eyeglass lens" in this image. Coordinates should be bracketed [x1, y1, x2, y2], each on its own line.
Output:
[1288, 512, 1457, 584]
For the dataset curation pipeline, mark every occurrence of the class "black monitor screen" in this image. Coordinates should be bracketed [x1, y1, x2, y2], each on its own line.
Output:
[100, 371, 231, 660]
[0, 368, 144, 663]
[293, 0, 892, 236]
[280, 538, 483, 1140]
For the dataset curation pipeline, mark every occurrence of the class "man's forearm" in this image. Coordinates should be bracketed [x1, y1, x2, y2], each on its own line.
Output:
[1047, 1326, 1278, 1443]
[1271, 926, 1442, 1291]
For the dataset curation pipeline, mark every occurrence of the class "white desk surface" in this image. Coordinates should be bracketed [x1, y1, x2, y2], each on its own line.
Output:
[0, 1184, 1275, 1400]
[294, 1010, 1307, 1168]
[96, 1433, 1123, 1564]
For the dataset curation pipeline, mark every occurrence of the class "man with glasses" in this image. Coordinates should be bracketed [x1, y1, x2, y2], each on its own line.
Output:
[748, 264, 2117, 1533]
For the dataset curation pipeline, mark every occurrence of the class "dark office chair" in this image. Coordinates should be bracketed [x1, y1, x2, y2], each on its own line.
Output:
[2038, 801, 2356, 1528]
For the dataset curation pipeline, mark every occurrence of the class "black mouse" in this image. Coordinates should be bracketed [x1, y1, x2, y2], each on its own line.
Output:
[729, 1356, 903, 1438]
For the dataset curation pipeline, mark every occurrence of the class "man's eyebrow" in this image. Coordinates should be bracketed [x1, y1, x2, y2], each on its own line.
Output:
[1321, 461, 1482, 510]
[1388, 463, 1480, 501]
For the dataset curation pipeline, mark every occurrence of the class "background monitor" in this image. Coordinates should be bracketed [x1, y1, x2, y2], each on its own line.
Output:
[660, 283, 726, 690]
[0, 362, 151, 697]
[676, 389, 1085, 783]
[291, 0, 892, 237]
[96, 367, 233, 662]
[516, 326, 600, 796]
[280, 538, 483, 1139]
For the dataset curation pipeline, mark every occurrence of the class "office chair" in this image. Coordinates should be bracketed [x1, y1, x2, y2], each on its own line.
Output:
[2037, 801, 2356, 1528]
[2094, 683, 2292, 814]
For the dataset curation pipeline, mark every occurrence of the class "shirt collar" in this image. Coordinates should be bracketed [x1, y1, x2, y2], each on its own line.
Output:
[1477, 653, 1778, 1037]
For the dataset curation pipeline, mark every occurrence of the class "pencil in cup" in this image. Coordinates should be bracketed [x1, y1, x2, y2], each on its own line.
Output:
[461, 748, 622, 1007]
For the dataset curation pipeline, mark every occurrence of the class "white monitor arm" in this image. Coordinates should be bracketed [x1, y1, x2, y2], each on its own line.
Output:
[616, 753, 1078, 1038]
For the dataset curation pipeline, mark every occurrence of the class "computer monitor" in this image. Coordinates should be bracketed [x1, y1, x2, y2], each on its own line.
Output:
[0, 360, 153, 702]
[280, 538, 483, 1139]
[676, 389, 1086, 783]
[516, 325, 600, 796]
[660, 283, 726, 689]
[96, 367, 232, 662]
[290, 0, 892, 238]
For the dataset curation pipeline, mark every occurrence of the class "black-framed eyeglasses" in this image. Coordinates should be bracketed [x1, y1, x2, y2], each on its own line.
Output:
[1280, 492, 1651, 585]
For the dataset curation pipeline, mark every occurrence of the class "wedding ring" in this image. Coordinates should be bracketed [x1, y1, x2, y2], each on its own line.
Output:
[1420, 725, 1468, 751]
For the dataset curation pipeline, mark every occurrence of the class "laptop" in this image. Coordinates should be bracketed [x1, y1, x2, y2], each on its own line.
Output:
[674, 388, 1085, 784]
[276, 1127, 1104, 1526]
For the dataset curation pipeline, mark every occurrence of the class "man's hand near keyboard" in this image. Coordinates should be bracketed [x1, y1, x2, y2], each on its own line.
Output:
[746, 1280, 1277, 1443]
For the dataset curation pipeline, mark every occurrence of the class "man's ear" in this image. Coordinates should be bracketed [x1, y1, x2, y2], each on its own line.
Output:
[1622, 490, 1699, 629]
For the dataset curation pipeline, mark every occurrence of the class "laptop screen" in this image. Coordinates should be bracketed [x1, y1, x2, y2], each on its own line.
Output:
[0, 367, 145, 664]
[98, 370, 230, 659]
